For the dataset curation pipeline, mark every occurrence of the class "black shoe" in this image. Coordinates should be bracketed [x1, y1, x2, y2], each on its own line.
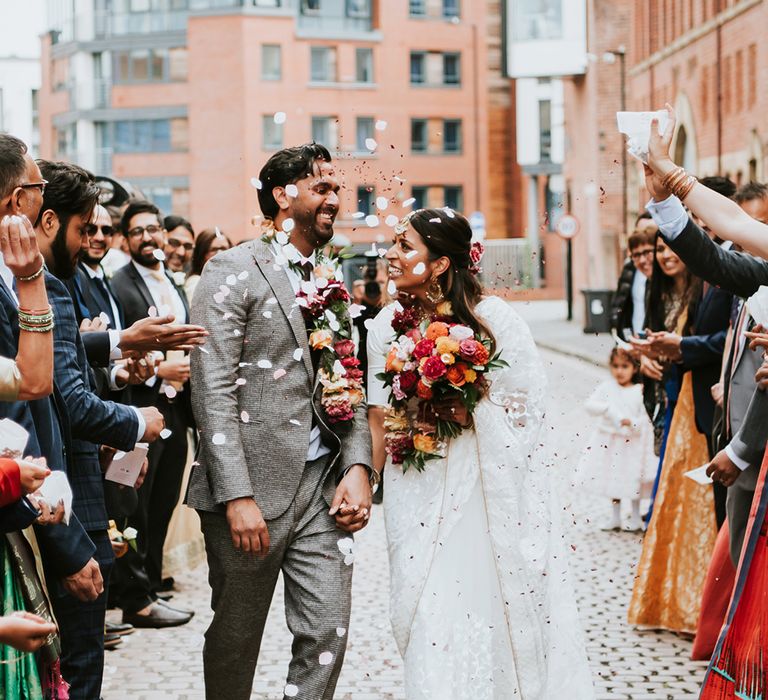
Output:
[156, 599, 195, 618]
[155, 590, 174, 601]
[106, 621, 135, 636]
[157, 576, 175, 592]
[104, 632, 123, 650]
[123, 603, 192, 629]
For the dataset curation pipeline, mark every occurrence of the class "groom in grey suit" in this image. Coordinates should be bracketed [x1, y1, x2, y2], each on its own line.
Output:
[188, 143, 374, 699]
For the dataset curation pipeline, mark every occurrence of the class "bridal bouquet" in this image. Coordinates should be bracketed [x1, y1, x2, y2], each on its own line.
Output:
[377, 302, 507, 472]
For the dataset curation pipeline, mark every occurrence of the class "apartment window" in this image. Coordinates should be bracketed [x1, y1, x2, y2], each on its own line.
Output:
[357, 185, 375, 215]
[114, 47, 187, 83]
[262, 44, 282, 81]
[312, 116, 338, 149]
[254, 0, 281, 5]
[346, 0, 370, 18]
[31, 89, 39, 133]
[112, 119, 177, 153]
[443, 0, 460, 18]
[263, 115, 284, 149]
[144, 185, 172, 215]
[356, 117, 375, 152]
[355, 47, 374, 83]
[412, 186, 428, 209]
[539, 99, 552, 162]
[411, 119, 428, 153]
[409, 0, 426, 15]
[410, 52, 426, 84]
[444, 185, 463, 211]
[443, 53, 461, 85]
[311, 46, 336, 82]
[443, 119, 462, 153]
[301, 0, 321, 13]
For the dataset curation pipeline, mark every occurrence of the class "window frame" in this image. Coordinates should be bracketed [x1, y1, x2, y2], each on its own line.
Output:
[356, 116, 375, 152]
[355, 47, 374, 83]
[442, 52, 461, 86]
[442, 118, 462, 154]
[261, 44, 282, 81]
[410, 118, 428, 153]
[310, 45, 336, 83]
[262, 114, 284, 150]
[410, 51, 426, 85]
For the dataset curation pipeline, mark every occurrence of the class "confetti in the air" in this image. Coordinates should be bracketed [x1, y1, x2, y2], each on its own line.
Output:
[153, 249, 166, 261]
[285, 184, 299, 198]
[212, 433, 226, 445]
[413, 262, 426, 275]
[284, 686, 299, 698]
[273, 368, 286, 379]
[266, 297, 278, 305]
[282, 217, 295, 232]
[289, 419, 301, 426]
[376, 196, 388, 211]
[365, 137, 378, 151]
[365, 215, 379, 228]
[257, 359, 273, 369]
[387, 280, 397, 295]
[160, 428, 172, 440]
[274, 111, 287, 124]
[385, 215, 399, 227]
[403, 197, 416, 207]
[238, 270, 249, 280]
[429, 217, 441, 223]
[235, 378, 247, 386]
[240, 411, 250, 423]
[375, 120, 387, 131]
[226, 274, 237, 286]
[318, 652, 333, 666]
[336, 627, 346, 637]
[213, 292, 225, 304]
[351, 211, 365, 219]
[405, 250, 418, 259]
[263, 311, 272, 318]
[293, 348, 304, 362]
[214, 226, 224, 239]
[250, 177, 262, 190]
[163, 385, 177, 399]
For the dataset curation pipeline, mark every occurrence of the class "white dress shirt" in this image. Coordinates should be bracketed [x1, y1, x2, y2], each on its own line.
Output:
[647, 195, 751, 471]
[132, 261, 187, 323]
[631, 271, 647, 334]
[271, 243, 332, 462]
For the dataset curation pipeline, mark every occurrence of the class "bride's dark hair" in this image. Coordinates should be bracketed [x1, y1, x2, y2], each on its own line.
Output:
[409, 208, 495, 349]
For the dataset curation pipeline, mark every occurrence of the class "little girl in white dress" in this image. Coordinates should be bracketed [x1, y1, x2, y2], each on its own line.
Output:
[578, 347, 655, 531]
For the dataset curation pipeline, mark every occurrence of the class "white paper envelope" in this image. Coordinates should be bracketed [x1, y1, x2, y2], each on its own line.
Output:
[105, 443, 149, 488]
[35, 469, 74, 524]
[684, 464, 713, 485]
[616, 110, 670, 164]
[0, 419, 30, 458]
[746, 286, 768, 327]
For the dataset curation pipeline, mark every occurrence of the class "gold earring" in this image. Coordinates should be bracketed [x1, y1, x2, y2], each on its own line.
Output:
[426, 278, 444, 304]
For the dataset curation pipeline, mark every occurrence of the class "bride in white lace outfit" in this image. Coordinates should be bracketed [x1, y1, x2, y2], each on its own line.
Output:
[366, 209, 594, 699]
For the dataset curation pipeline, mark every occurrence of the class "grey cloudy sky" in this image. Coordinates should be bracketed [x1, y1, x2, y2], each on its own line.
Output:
[0, 0, 45, 59]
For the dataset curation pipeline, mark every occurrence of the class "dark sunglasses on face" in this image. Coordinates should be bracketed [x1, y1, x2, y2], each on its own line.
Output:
[167, 237, 194, 251]
[127, 225, 163, 239]
[84, 223, 115, 237]
[630, 249, 654, 261]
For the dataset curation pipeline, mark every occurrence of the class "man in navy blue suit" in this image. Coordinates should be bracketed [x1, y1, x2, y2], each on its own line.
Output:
[31, 159, 167, 699]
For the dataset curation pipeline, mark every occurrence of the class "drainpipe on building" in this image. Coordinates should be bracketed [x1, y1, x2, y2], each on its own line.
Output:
[716, 20, 723, 174]
[472, 22, 481, 213]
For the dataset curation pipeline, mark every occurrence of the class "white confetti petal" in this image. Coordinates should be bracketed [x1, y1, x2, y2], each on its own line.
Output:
[443, 207, 455, 218]
[365, 137, 377, 151]
[275, 230, 289, 245]
[263, 310, 273, 318]
[240, 411, 250, 423]
[429, 217, 441, 223]
[412, 262, 426, 275]
[213, 292, 225, 304]
[375, 119, 388, 131]
[226, 274, 237, 286]
[250, 177, 262, 190]
[163, 385, 177, 399]
[293, 348, 304, 362]
[289, 419, 301, 426]
[266, 297, 278, 305]
[273, 368, 286, 379]
[385, 214, 399, 227]
[159, 428, 172, 440]
[348, 303, 364, 319]
[212, 433, 226, 445]
[235, 377, 247, 386]
[344, 554, 355, 565]
[318, 652, 333, 666]
[403, 197, 416, 207]
[148, 305, 158, 318]
[285, 184, 299, 198]
[257, 359, 273, 369]
[363, 318, 375, 330]
[153, 249, 166, 261]
[376, 196, 388, 211]
[223, 312, 233, 320]
[274, 111, 287, 124]
[405, 250, 419, 259]
[337, 537, 354, 555]
[351, 211, 365, 219]
[219, 285, 231, 296]
[336, 627, 346, 637]
[99, 312, 111, 327]
[282, 218, 295, 233]
[237, 270, 249, 280]
[284, 685, 299, 698]
[333, 359, 346, 376]
[365, 215, 379, 228]
[387, 280, 397, 295]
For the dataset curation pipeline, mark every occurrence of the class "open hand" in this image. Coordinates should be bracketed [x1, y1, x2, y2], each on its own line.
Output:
[119, 315, 208, 354]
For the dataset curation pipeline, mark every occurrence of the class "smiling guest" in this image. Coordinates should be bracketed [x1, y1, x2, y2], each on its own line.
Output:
[162, 215, 195, 277]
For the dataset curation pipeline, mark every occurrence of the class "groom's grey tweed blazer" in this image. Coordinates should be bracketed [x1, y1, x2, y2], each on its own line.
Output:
[186, 239, 372, 520]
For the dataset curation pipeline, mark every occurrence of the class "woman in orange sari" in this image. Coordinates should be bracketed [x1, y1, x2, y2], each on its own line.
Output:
[628, 235, 718, 634]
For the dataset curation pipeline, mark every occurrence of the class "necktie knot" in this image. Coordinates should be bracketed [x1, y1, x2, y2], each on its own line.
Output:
[299, 261, 313, 282]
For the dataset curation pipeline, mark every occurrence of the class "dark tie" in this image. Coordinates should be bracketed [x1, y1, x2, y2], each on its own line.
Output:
[91, 276, 116, 328]
[299, 260, 313, 282]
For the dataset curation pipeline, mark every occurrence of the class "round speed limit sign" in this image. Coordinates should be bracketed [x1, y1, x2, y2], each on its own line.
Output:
[556, 214, 580, 239]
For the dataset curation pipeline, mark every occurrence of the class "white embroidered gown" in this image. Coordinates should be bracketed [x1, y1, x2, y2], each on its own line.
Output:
[367, 297, 595, 700]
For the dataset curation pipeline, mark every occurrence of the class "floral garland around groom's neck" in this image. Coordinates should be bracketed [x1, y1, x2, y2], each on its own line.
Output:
[260, 218, 366, 425]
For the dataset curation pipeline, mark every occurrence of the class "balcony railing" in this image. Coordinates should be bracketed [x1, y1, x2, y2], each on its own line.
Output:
[66, 78, 112, 111]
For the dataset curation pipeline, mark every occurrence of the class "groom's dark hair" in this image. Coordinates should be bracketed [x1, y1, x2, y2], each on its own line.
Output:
[258, 142, 332, 220]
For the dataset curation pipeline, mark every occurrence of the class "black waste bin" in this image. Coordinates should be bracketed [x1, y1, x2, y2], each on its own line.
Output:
[581, 289, 614, 334]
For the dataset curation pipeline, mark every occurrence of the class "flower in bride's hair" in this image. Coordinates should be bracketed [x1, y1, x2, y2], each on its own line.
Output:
[421, 356, 448, 382]
[309, 329, 334, 350]
[425, 321, 450, 340]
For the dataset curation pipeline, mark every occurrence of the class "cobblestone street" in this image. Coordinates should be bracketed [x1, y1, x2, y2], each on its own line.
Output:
[103, 348, 709, 699]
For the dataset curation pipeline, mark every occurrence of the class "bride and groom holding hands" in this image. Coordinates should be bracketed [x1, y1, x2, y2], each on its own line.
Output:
[187, 143, 594, 699]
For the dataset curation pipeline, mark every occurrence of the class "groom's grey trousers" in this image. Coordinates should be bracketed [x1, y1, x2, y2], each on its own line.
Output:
[199, 455, 353, 700]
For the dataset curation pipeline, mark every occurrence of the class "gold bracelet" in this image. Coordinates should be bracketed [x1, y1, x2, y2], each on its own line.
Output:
[15, 255, 45, 282]
[676, 175, 698, 200]
[19, 320, 54, 333]
[661, 166, 686, 191]
[664, 168, 689, 195]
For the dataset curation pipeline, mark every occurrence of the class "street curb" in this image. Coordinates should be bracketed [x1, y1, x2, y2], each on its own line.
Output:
[533, 338, 609, 368]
